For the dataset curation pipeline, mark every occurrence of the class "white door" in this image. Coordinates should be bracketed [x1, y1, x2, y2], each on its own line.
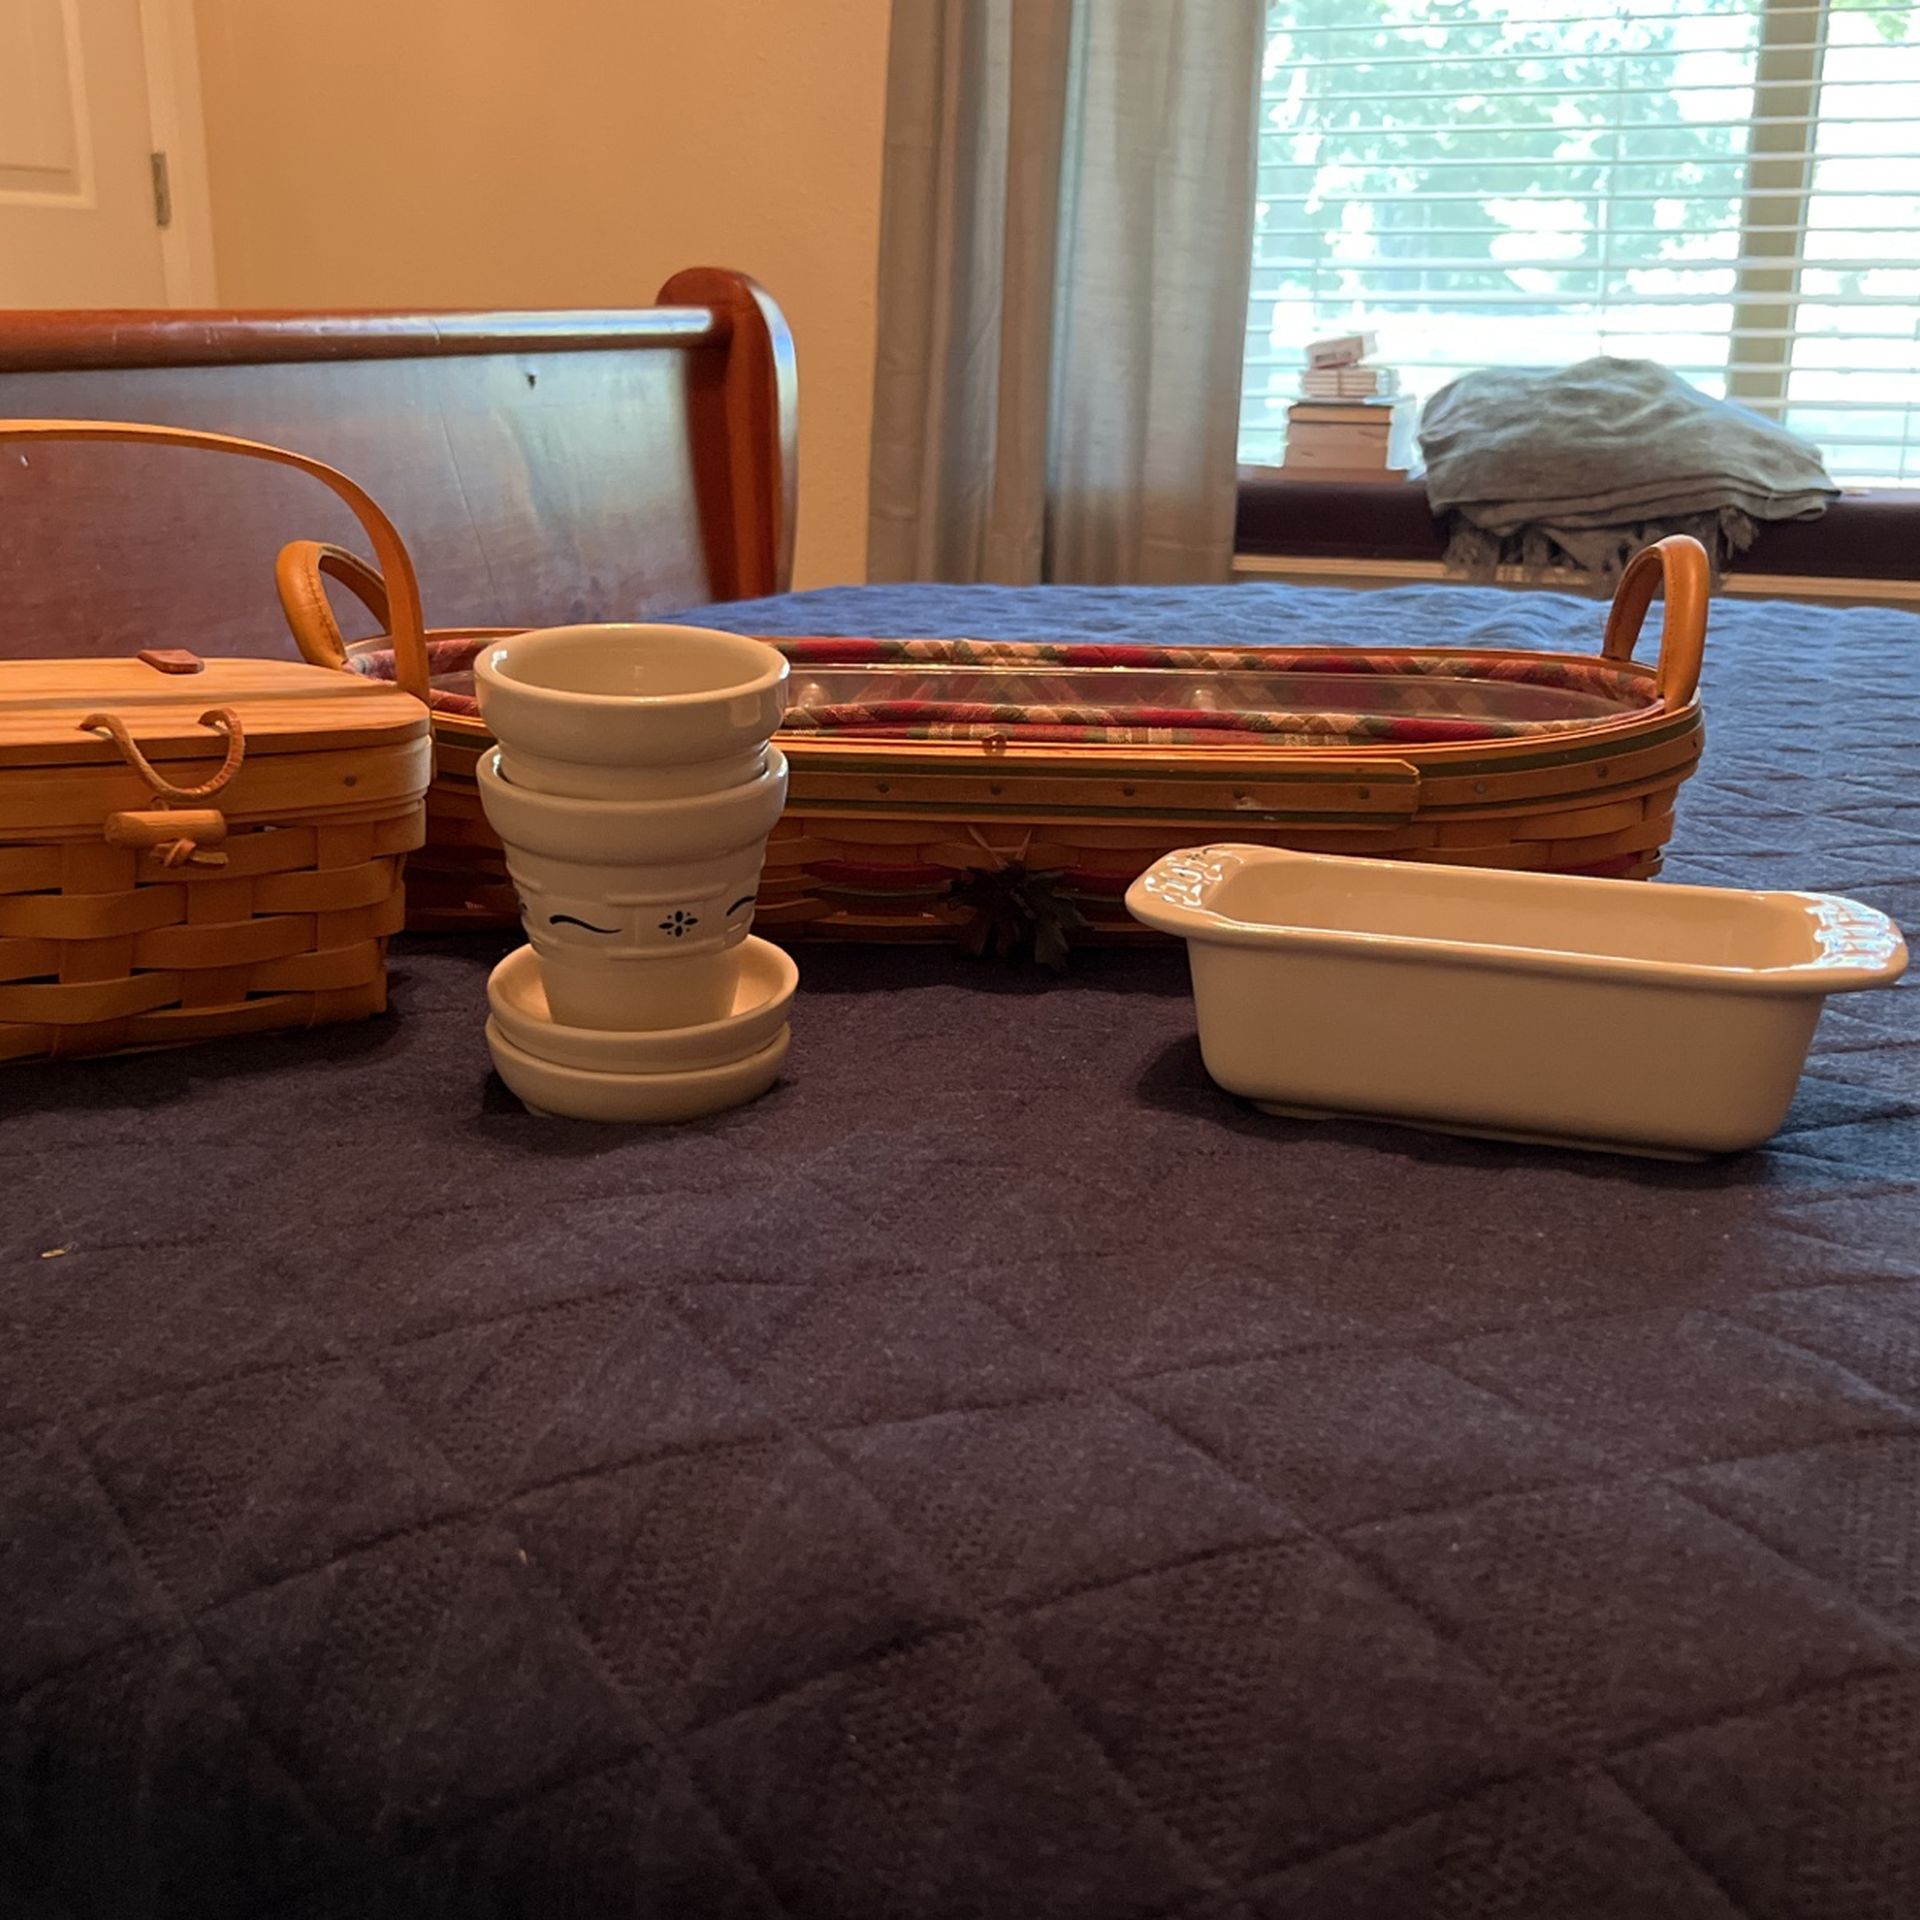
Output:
[0, 0, 168, 305]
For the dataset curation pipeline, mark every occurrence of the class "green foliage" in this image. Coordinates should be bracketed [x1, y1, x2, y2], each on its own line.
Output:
[1253, 0, 1759, 315]
[1833, 0, 1919, 44]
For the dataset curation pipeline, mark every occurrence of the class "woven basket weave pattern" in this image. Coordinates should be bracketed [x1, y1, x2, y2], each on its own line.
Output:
[0, 418, 436, 1060]
[0, 812, 418, 1062]
[278, 535, 1711, 941]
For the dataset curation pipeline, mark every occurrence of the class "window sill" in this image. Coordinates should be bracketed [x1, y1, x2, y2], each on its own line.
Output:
[1235, 465, 1920, 584]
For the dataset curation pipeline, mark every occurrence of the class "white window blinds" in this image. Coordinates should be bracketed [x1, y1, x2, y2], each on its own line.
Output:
[1240, 0, 1920, 484]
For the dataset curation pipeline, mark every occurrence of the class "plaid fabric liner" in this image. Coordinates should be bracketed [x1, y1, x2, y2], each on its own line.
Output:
[776, 636, 1656, 745]
[351, 633, 1659, 744]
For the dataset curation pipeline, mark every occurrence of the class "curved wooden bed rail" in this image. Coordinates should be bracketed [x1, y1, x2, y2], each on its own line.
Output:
[659, 266, 798, 607]
[0, 268, 796, 659]
[0, 306, 727, 371]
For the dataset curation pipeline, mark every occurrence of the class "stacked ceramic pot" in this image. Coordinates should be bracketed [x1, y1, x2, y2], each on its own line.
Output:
[472, 623, 796, 1122]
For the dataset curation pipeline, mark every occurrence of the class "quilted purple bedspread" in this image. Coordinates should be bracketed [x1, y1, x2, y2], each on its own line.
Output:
[4, 582, 1917, 1919]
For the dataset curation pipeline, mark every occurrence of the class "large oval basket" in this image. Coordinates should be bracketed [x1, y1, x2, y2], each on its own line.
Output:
[278, 533, 1708, 944]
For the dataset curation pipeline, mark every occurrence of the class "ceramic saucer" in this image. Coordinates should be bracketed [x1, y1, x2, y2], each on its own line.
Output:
[486, 936, 796, 1074]
[486, 1019, 790, 1123]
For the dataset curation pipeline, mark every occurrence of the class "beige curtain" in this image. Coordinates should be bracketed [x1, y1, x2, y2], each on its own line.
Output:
[867, 0, 1265, 585]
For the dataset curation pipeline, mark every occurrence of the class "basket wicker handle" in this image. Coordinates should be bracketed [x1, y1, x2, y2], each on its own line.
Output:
[1600, 534, 1708, 710]
[275, 539, 391, 672]
[0, 419, 431, 705]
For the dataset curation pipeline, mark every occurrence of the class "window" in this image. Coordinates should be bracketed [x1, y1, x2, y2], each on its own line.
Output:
[1239, 0, 1920, 484]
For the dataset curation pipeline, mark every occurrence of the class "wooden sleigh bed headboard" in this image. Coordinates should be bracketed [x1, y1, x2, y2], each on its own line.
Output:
[0, 267, 795, 660]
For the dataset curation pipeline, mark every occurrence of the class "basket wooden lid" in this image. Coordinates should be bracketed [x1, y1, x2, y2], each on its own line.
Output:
[0, 655, 428, 769]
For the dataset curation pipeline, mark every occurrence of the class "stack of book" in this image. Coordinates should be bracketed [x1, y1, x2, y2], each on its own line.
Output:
[1301, 364, 1399, 401]
[1284, 334, 1418, 482]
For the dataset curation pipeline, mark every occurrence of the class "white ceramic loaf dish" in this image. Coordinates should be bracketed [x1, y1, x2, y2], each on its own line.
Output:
[1128, 844, 1908, 1158]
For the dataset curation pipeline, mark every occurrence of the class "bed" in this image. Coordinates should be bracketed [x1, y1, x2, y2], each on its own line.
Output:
[0, 268, 794, 659]
[2, 309, 1917, 1919]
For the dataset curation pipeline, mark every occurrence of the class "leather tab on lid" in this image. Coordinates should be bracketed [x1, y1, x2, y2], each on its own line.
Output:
[136, 648, 204, 674]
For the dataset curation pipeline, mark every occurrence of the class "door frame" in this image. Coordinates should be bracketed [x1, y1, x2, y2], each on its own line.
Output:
[137, 0, 216, 304]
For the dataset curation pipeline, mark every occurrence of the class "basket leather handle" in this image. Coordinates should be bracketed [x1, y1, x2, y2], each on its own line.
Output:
[0, 419, 430, 705]
[82, 706, 243, 869]
[1600, 534, 1708, 710]
[275, 539, 391, 672]
[80, 705, 246, 802]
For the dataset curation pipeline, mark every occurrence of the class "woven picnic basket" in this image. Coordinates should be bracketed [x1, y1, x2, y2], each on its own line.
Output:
[0, 422, 431, 1063]
[275, 527, 1709, 947]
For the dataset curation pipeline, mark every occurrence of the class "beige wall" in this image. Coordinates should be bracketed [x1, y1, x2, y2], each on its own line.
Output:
[191, 0, 890, 589]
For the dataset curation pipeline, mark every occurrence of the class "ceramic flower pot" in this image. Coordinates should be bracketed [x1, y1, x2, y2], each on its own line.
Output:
[473, 622, 788, 799]
[476, 747, 790, 1030]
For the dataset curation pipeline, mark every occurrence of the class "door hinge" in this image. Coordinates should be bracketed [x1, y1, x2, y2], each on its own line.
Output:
[150, 151, 172, 230]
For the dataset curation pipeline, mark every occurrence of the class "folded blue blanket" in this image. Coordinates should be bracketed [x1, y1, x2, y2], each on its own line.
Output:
[1419, 357, 1837, 585]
